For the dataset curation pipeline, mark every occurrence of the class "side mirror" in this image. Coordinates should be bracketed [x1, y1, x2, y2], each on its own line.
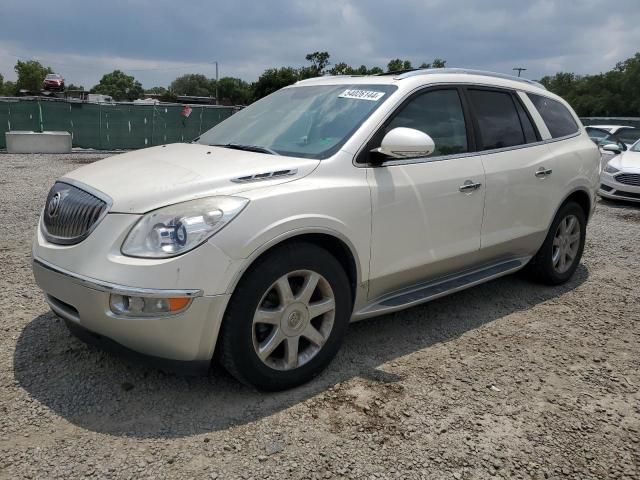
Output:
[373, 127, 436, 159]
[602, 144, 622, 155]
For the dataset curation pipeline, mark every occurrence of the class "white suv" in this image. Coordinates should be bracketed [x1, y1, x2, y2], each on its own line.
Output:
[33, 69, 600, 390]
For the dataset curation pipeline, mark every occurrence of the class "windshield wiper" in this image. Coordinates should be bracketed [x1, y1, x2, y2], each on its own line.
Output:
[210, 143, 277, 155]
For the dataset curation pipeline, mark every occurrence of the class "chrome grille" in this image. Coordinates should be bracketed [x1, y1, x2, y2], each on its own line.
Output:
[615, 173, 640, 186]
[42, 182, 109, 245]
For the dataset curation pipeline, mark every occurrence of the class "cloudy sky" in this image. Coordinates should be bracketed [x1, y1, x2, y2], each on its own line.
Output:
[1, 0, 639, 89]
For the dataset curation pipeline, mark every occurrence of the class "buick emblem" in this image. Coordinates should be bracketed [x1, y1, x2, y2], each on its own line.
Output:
[48, 192, 62, 217]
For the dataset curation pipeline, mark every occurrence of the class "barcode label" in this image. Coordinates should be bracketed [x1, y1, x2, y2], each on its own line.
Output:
[338, 89, 386, 101]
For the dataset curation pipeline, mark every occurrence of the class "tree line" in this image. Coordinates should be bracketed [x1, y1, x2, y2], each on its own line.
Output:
[538, 53, 640, 117]
[0, 52, 445, 104]
[1, 51, 639, 116]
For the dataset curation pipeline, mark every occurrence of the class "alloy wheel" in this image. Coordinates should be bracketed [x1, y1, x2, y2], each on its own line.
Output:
[552, 214, 581, 274]
[252, 270, 336, 371]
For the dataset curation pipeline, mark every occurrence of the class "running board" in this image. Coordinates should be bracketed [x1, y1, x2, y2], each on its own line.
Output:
[352, 257, 530, 320]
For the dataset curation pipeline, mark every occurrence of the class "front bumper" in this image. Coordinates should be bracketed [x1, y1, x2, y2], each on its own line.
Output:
[599, 173, 640, 203]
[33, 258, 230, 368]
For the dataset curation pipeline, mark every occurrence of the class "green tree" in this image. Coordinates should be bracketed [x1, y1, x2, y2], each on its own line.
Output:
[91, 70, 144, 101]
[1, 79, 16, 96]
[65, 83, 84, 91]
[329, 63, 383, 76]
[145, 86, 167, 95]
[252, 67, 299, 100]
[419, 58, 447, 69]
[216, 77, 251, 104]
[14, 60, 53, 92]
[329, 62, 355, 75]
[539, 52, 640, 116]
[305, 51, 331, 75]
[387, 59, 412, 72]
[169, 74, 214, 97]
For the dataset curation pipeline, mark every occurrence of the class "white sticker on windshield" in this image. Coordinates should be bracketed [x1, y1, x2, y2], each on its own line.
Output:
[338, 89, 385, 101]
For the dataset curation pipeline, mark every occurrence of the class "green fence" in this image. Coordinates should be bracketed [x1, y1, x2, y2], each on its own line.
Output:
[0, 98, 236, 150]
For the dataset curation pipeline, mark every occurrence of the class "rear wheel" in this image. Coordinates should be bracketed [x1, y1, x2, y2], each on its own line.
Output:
[218, 242, 351, 390]
[526, 201, 586, 285]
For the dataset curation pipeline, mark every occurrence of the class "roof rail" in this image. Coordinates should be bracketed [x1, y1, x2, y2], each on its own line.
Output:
[394, 68, 546, 90]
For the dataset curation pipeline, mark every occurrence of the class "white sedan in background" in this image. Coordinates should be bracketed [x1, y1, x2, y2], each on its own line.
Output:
[587, 125, 640, 148]
[599, 140, 640, 203]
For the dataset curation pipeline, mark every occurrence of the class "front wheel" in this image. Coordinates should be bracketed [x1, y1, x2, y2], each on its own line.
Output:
[218, 242, 352, 390]
[526, 201, 586, 285]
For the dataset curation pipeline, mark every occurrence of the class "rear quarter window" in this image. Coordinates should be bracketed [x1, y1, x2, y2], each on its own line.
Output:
[527, 93, 579, 138]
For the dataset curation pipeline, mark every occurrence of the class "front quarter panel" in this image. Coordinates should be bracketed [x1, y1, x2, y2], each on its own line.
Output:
[209, 151, 371, 297]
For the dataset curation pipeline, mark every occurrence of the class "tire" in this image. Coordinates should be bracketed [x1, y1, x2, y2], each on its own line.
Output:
[218, 242, 352, 391]
[526, 201, 586, 285]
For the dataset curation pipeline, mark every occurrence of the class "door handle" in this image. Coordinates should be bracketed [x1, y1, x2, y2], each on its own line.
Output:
[459, 180, 482, 193]
[535, 167, 553, 178]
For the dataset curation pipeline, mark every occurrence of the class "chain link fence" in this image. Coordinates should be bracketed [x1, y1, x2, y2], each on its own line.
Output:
[0, 98, 236, 150]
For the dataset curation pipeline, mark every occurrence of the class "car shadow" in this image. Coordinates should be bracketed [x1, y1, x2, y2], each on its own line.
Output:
[14, 265, 588, 439]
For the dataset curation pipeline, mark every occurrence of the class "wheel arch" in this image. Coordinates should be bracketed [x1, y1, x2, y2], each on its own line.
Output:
[560, 188, 592, 221]
[227, 228, 363, 308]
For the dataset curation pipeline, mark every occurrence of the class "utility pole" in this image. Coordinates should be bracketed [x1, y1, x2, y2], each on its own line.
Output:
[513, 67, 527, 77]
[213, 61, 219, 105]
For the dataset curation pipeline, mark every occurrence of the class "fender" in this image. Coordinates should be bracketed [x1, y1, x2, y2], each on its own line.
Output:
[224, 225, 368, 311]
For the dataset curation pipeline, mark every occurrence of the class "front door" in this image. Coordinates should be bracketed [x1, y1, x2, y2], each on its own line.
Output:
[365, 88, 486, 300]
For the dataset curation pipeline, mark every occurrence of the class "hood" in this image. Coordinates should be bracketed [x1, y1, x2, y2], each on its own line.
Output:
[64, 143, 319, 213]
[609, 150, 640, 172]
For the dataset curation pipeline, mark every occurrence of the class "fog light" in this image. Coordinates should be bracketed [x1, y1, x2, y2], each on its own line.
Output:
[109, 294, 192, 316]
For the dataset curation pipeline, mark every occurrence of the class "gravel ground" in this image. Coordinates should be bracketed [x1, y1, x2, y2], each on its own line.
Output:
[0, 153, 639, 480]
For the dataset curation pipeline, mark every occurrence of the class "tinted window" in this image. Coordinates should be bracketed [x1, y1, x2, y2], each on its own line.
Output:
[385, 89, 468, 156]
[514, 98, 539, 143]
[467, 89, 528, 150]
[586, 127, 610, 141]
[616, 127, 640, 145]
[528, 93, 579, 138]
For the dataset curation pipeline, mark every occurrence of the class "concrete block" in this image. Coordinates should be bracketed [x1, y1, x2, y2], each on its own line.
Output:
[5, 131, 72, 154]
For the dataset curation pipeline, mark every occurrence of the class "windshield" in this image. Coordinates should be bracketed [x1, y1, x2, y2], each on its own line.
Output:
[197, 84, 397, 159]
[617, 127, 640, 145]
[631, 140, 640, 152]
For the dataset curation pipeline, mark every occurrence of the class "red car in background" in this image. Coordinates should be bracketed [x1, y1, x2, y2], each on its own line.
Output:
[43, 73, 65, 91]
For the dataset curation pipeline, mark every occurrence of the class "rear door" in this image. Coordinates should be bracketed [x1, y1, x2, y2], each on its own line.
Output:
[464, 87, 561, 258]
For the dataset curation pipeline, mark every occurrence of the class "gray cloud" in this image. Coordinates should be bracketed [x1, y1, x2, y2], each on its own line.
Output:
[1, 0, 639, 88]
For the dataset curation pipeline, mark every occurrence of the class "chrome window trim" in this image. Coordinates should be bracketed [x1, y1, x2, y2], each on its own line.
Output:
[352, 82, 583, 168]
[33, 258, 204, 298]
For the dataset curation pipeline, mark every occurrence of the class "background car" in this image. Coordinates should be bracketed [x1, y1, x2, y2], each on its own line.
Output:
[599, 139, 640, 203]
[586, 124, 639, 148]
[42, 73, 65, 91]
[586, 126, 628, 167]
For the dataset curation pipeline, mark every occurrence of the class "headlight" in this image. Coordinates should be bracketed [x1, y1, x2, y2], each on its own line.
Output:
[121, 196, 249, 258]
[603, 164, 620, 174]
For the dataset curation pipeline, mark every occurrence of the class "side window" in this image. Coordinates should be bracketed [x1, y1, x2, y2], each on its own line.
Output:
[385, 89, 468, 157]
[514, 97, 539, 143]
[616, 128, 640, 145]
[467, 89, 529, 150]
[527, 93, 579, 138]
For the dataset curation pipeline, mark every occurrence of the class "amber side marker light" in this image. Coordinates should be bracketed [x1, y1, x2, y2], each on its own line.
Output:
[109, 294, 192, 316]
